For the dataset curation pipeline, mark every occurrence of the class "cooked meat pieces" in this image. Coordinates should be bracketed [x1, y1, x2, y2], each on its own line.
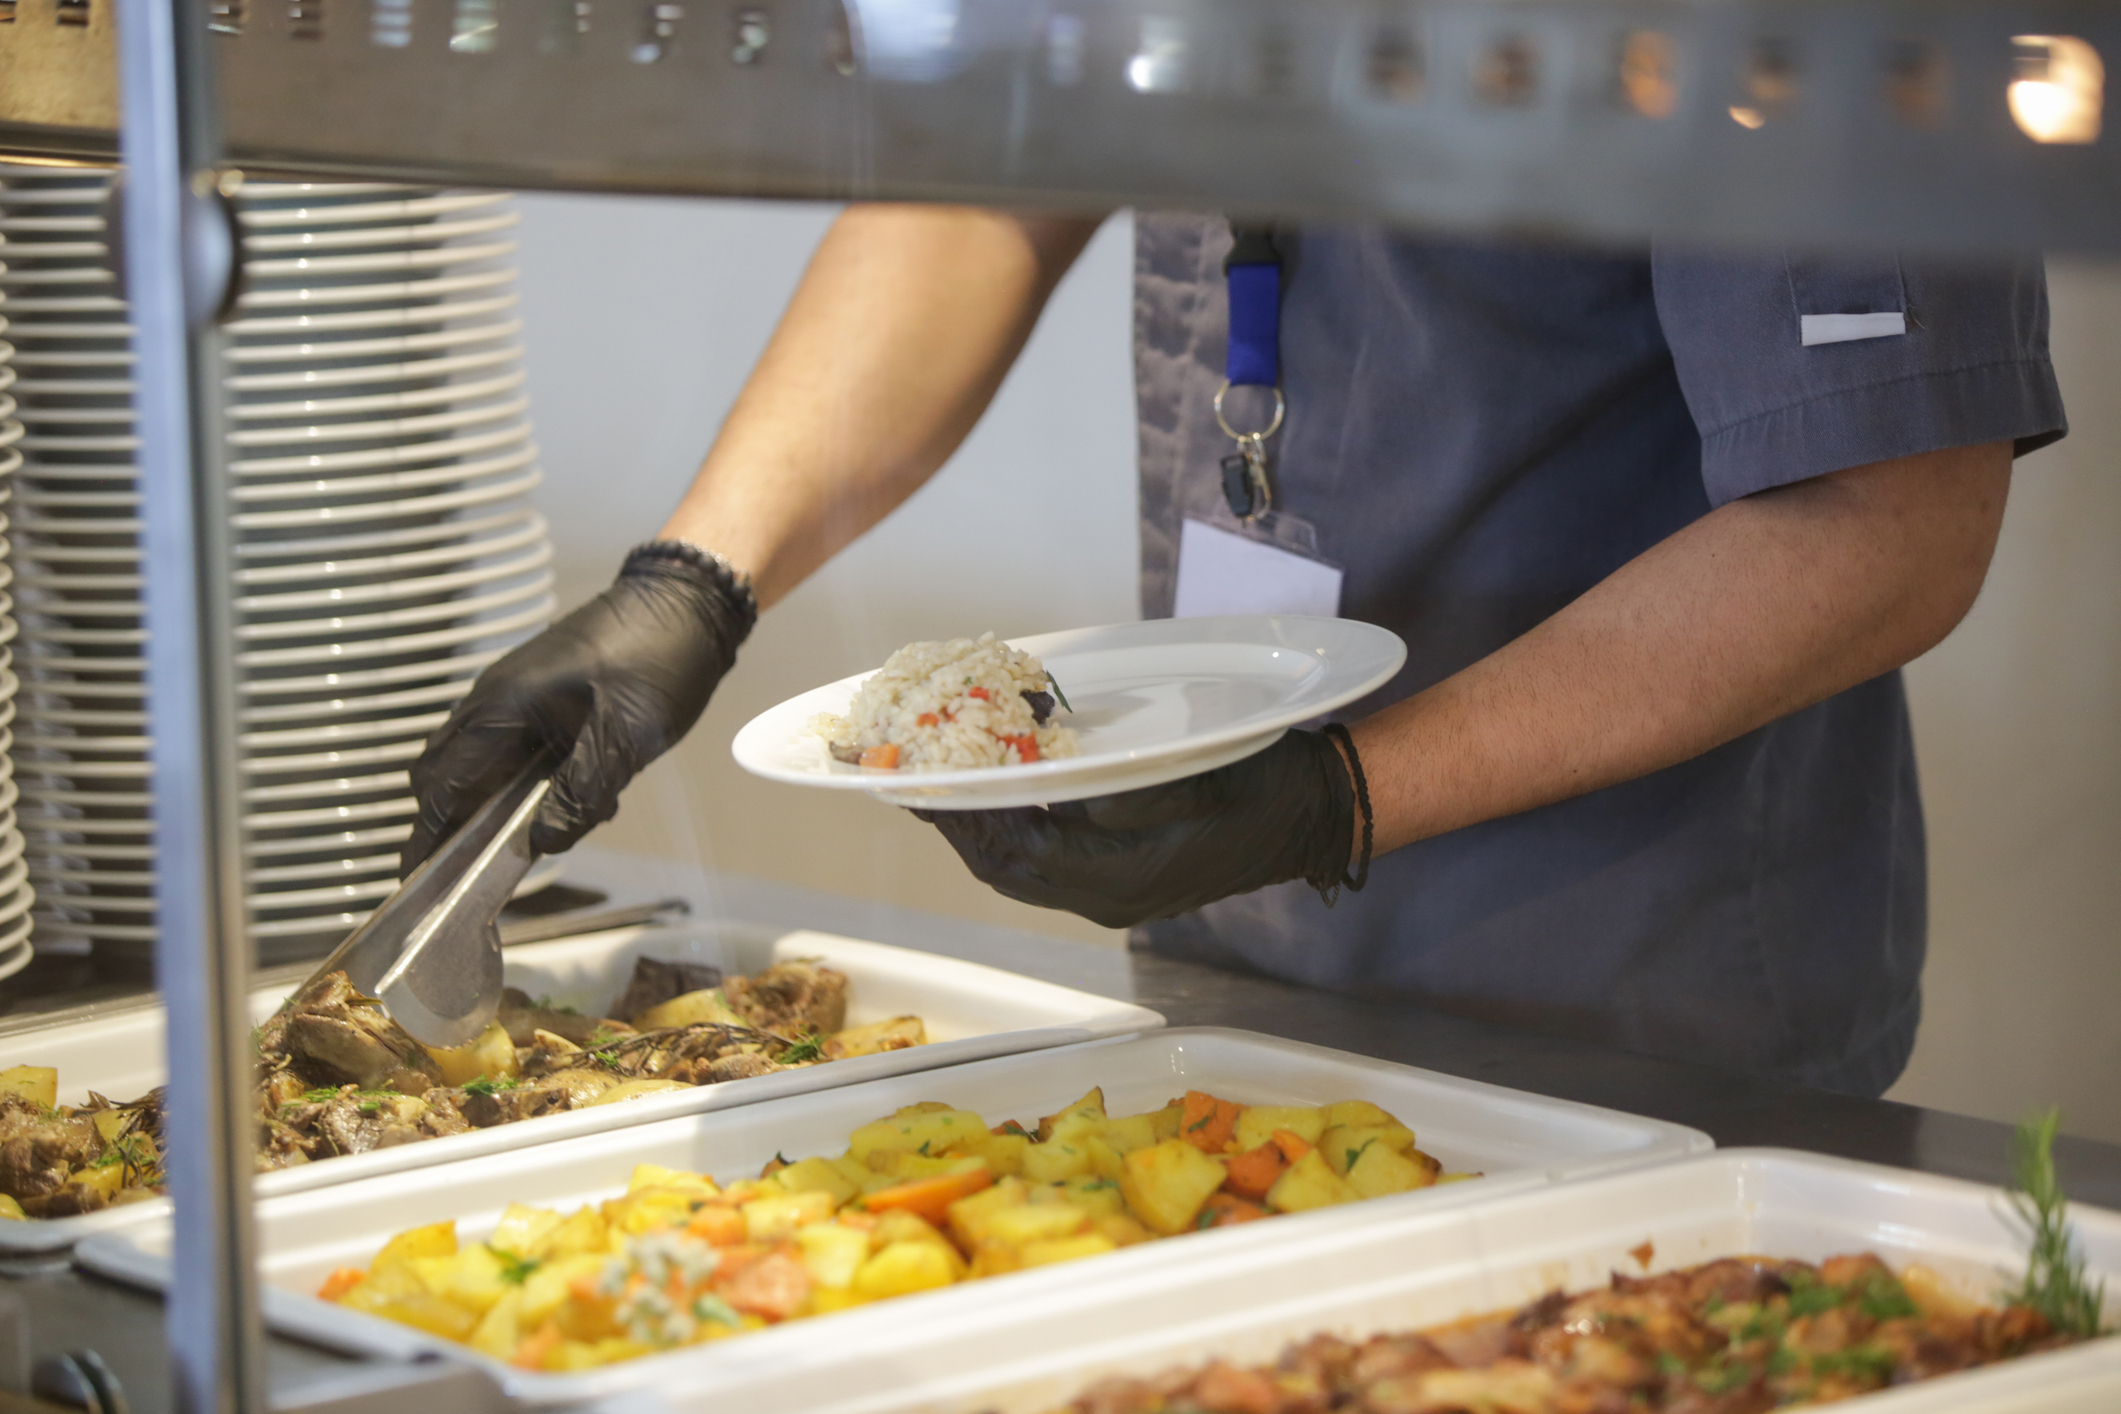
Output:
[273, 974, 440, 1091]
[723, 960, 847, 1037]
[607, 956, 724, 1024]
[456, 1083, 573, 1129]
[496, 989, 626, 1049]
[1054, 1256, 2084, 1414]
[0, 1094, 105, 1207]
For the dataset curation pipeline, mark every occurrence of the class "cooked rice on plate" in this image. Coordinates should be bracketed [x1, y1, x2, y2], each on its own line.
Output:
[812, 633, 1079, 771]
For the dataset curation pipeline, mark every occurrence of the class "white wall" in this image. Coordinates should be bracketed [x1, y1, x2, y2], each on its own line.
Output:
[512, 194, 2121, 1142]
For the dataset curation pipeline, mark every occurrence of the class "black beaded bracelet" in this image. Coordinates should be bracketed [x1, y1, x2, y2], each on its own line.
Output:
[1322, 722, 1373, 896]
[623, 539, 760, 627]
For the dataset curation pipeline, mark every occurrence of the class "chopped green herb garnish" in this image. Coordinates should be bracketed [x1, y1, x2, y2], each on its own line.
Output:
[779, 1034, 826, 1065]
[1786, 1282, 1844, 1318]
[489, 1247, 542, 1285]
[693, 1294, 741, 1327]
[1343, 1139, 1378, 1173]
[302, 1087, 343, 1104]
[1186, 1114, 1212, 1133]
[1653, 1351, 1687, 1378]
[1858, 1277, 1920, 1322]
[463, 1074, 520, 1097]
[358, 1099, 381, 1115]
[998, 1120, 1031, 1139]
[1047, 672, 1073, 713]
[2006, 1107, 2108, 1337]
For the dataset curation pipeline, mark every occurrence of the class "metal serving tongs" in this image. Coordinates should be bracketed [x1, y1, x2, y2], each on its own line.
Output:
[286, 757, 554, 1049]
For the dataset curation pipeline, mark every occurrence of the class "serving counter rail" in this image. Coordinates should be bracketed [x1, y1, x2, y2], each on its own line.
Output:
[4, 921, 2118, 1414]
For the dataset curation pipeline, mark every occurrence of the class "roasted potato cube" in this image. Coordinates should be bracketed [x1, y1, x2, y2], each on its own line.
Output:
[742, 1190, 836, 1241]
[775, 1155, 859, 1206]
[795, 1222, 871, 1290]
[1100, 1113, 1162, 1153]
[370, 1221, 458, 1279]
[0, 1195, 23, 1221]
[1345, 1141, 1437, 1199]
[90, 1109, 132, 1145]
[351, 1292, 478, 1341]
[1035, 1087, 1106, 1141]
[1058, 1175, 1128, 1217]
[1021, 1232, 1118, 1268]
[1020, 1137, 1095, 1184]
[627, 1163, 717, 1195]
[586, 1079, 689, 1106]
[467, 1288, 523, 1359]
[518, 1254, 606, 1329]
[983, 1203, 1093, 1247]
[1321, 1100, 1405, 1132]
[634, 987, 745, 1031]
[1146, 1101, 1185, 1141]
[0, 1066, 56, 1110]
[423, 1023, 518, 1089]
[847, 1107, 987, 1164]
[823, 1016, 928, 1059]
[1233, 1106, 1328, 1155]
[541, 1207, 609, 1259]
[852, 1240, 960, 1300]
[1266, 1149, 1360, 1213]
[957, 1130, 1032, 1178]
[1320, 1124, 1419, 1175]
[488, 1202, 563, 1257]
[945, 1177, 1029, 1248]
[1119, 1139, 1228, 1236]
[412, 1244, 512, 1316]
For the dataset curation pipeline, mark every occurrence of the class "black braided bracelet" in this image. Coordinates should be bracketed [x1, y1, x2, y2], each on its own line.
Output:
[624, 538, 760, 627]
[1322, 722, 1373, 895]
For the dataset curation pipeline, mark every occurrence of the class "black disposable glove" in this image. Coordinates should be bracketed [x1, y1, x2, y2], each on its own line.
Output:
[402, 542, 757, 873]
[918, 727, 1364, 929]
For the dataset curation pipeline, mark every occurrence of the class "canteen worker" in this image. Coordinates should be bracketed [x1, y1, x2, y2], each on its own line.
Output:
[404, 207, 2064, 1098]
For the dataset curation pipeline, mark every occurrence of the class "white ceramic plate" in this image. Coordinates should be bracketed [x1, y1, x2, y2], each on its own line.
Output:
[734, 616, 1405, 810]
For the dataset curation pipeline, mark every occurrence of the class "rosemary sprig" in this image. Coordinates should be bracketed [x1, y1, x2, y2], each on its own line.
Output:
[2005, 1107, 2107, 1337]
[1047, 672, 1073, 714]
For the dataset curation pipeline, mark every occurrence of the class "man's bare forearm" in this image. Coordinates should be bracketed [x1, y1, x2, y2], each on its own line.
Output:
[1349, 440, 2014, 854]
[660, 205, 1102, 607]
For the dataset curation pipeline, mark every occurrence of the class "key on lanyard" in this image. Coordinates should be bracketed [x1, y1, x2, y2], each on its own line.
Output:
[1219, 222, 1284, 524]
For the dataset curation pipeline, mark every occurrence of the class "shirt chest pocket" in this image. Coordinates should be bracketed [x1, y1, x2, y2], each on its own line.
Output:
[1787, 255, 1908, 347]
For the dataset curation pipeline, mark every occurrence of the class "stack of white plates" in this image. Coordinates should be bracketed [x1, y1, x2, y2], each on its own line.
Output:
[0, 167, 559, 965]
[0, 228, 31, 983]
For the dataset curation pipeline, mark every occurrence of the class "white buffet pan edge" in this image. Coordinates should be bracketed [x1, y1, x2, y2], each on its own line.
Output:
[73, 1025, 1710, 1404]
[602, 1147, 2121, 1414]
[0, 919, 1163, 1253]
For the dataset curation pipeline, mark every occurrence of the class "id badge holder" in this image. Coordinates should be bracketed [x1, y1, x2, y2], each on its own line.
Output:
[1173, 385, 1345, 619]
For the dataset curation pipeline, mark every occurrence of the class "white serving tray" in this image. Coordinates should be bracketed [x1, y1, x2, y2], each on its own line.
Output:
[0, 920, 1163, 1252]
[75, 1026, 1711, 1405]
[590, 1148, 2121, 1414]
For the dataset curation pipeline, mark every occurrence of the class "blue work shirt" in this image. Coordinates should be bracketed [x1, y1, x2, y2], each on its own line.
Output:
[1132, 217, 2065, 1097]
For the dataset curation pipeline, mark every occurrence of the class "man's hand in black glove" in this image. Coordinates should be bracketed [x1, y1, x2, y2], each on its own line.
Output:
[917, 728, 1364, 929]
[401, 543, 757, 874]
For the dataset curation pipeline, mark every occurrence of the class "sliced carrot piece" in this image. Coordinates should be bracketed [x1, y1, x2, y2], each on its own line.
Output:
[1222, 1142, 1288, 1202]
[513, 1320, 565, 1370]
[686, 1204, 748, 1246]
[859, 744, 900, 769]
[1000, 733, 1040, 763]
[967, 687, 992, 701]
[1179, 1090, 1244, 1154]
[1269, 1129, 1314, 1164]
[917, 713, 940, 727]
[1197, 1192, 1269, 1229]
[861, 1166, 994, 1227]
[316, 1267, 367, 1302]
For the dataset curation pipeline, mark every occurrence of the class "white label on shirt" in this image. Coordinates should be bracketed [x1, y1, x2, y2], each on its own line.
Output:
[1174, 517, 1343, 619]
[1800, 312, 1907, 347]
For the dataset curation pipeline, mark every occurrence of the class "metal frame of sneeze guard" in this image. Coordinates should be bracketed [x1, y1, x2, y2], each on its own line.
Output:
[5, 1, 2121, 252]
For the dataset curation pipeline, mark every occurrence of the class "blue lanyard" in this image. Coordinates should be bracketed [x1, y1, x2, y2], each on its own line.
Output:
[1220, 223, 1285, 521]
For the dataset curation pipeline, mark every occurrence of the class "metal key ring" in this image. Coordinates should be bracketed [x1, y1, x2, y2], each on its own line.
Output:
[1214, 380, 1285, 442]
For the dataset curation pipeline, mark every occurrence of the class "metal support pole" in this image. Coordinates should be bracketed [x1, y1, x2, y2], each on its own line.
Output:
[114, 1, 262, 1413]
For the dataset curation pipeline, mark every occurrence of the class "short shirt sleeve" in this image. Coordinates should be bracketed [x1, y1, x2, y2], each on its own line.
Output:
[1650, 249, 2066, 508]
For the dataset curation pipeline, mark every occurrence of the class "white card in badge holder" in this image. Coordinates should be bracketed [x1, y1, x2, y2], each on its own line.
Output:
[1174, 512, 1344, 619]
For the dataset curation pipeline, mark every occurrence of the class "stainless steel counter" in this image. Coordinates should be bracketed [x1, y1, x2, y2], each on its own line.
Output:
[6, 857, 2117, 1410]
